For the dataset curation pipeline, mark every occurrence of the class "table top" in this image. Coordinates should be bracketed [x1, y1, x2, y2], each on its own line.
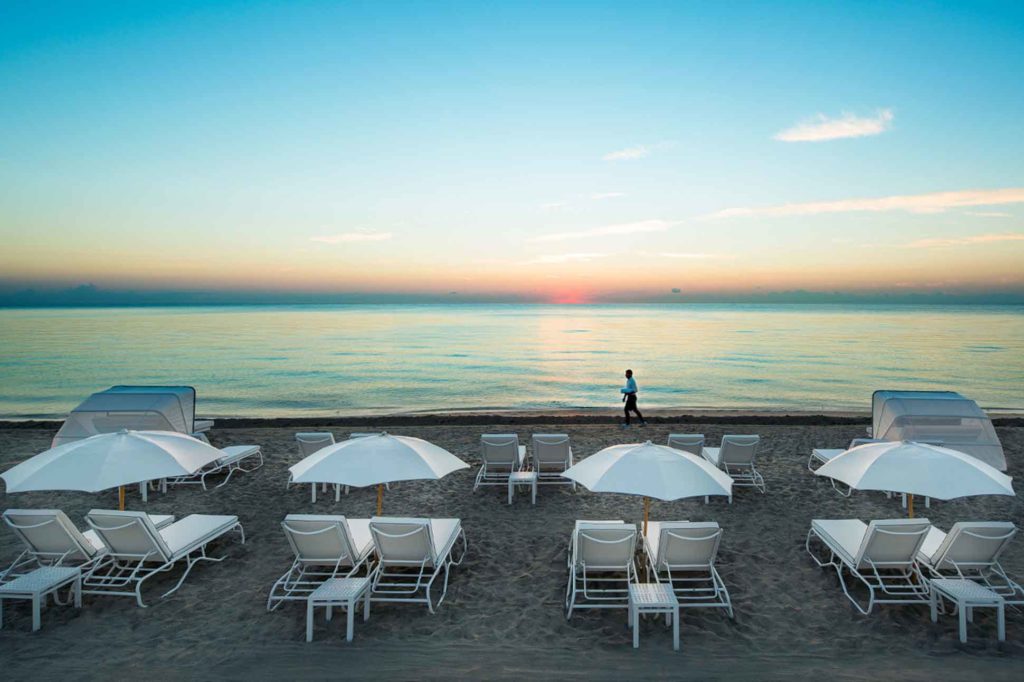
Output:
[509, 471, 539, 482]
[0, 567, 81, 595]
[931, 578, 1004, 604]
[629, 583, 678, 606]
[309, 577, 371, 602]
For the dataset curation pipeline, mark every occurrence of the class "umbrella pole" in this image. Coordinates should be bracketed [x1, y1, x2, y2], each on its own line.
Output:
[376, 483, 384, 516]
[643, 496, 649, 537]
[907, 493, 914, 519]
[118, 485, 125, 511]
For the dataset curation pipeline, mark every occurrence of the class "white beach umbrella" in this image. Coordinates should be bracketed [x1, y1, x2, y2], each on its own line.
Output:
[0, 430, 225, 510]
[562, 441, 734, 534]
[815, 440, 1014, 516]
[288, 432, 468, 514]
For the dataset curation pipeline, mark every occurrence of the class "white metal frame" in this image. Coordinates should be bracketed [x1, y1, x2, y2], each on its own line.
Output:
[530, 434, 574, 487]
[82, 513, 244, 607]
[565, 523, 639, 619]
[267, 516, 375, 611]
[805, 520, 931, 615]
[918, 524, 1023, 605]
[474, 434, 525, 490]
[644, 523, 733, 618]
[1, 512, 104, 588]
[666, 434, 705, 456]
[368, 519, 467, 614]
[165, 446, 264, 491]
[703, 435, 765, 495]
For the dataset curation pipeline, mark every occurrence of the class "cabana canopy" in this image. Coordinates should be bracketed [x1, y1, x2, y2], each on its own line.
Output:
[870, 390, 1006, 471]
[52, 386, 205, 447]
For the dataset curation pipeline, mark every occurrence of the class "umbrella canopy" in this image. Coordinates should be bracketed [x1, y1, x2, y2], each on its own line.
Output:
[814, 440, 1014, 501]
[288, 432, 468, 513]
[563, 441, 733, 500]
[1, 430, 224, 493]
[562, 441, 733, 535]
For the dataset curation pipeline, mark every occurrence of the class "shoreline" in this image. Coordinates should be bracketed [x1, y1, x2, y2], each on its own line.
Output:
[2, 406, 1022, 429]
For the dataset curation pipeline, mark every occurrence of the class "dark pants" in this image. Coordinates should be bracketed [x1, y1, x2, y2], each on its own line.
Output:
[624, 393, 644, 424]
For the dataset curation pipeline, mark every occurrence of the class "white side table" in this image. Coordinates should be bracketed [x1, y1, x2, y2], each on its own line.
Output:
[307, 577, 371, 642]
[0, 567, 82, 632]
[508, 471, 538, 505]
[628, 583, 680, 651]
[930, 578, 1005, 643]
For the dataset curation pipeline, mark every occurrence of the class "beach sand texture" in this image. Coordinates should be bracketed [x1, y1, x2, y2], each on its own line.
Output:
[1, 422, 1022, 680]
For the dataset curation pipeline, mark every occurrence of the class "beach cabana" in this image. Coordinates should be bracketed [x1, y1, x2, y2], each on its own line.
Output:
[870, 390, 1005, 470]
[52, 386, 213, 447]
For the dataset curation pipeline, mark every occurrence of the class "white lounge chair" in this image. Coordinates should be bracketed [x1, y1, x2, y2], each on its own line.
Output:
[806, 518, 931, 614]
[267, 514, 375, 611]
[566, 521, 638, 619]
[643, 521, 732, 618]
[82, 510, 244, 607]
[667, 434, 705, 455]
[474, 434, 526, 490]
[368, 517, 466, 613]
[165, 445, 263, 490]
[916, 522, 1022, 604]
[1, 509, 172, 583]
[702, 435, 764, 495]
[294, 432, 347, 501]
[531, 434, 574, 487]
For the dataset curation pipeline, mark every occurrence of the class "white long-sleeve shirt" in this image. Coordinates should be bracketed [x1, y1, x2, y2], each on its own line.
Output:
[620, 377, 637, 394]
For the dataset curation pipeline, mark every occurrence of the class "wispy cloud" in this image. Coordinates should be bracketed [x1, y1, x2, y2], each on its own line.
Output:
[603, 145, 651, 161]
[311, 230, 392, 244]
[523, 252, 609, 265]
[540, 201, 568, 211]
[591, 192, 625, 200]
[529, 219, 674, 244]
[703, 188, 1024, 220]
[903, 233, 1024, 249]
[965, 211, 1012, 218]
[774, 108, 893, 142]
[602, 141, 673, 162]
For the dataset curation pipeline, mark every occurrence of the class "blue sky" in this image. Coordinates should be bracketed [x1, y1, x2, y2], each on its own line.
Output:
[1, 1, 1023, 303]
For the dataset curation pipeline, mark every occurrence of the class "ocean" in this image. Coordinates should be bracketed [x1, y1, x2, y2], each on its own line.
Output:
[0, 304, 1021, 418]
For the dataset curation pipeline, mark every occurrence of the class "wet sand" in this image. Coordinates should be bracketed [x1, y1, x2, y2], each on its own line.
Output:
[1, 419, 1022, 680]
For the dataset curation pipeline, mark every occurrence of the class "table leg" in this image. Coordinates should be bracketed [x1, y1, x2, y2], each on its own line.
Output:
[311, 484, 316, 503]
[306, 600, 315, 642]
[507, 482, 513, 505]
[959, 603, 967, 643]
[997, 604, 1006, 642]
[930, 588, 937, 623]
[531, 481, 536, 505]
[347, 600, 355, 642]
[326, 605, 333, 622]
[74, 577, 82, 608]
[632, 605, 639, 648]
[32, 595, 41, 632]
[673, 606, 680, 651]
[363, 590, 371, 621]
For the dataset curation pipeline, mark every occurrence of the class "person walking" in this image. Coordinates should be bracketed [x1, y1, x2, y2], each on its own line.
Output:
[620, 368, 646, 428]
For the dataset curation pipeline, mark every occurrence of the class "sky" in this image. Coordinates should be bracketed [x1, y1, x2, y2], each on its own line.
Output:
[1, 1, 1023, 305]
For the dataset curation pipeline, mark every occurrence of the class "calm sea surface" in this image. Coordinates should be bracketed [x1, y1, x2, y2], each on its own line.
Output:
[0, 304, 1022, 418]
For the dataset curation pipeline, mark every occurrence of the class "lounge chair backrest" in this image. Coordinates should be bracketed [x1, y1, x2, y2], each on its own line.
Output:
[2, 509, 98, 562]
[349, 432, 380, 439]
[531, 434, 571, 470]
[574, 523, 637, 570]
[85, 509, 172, 562]
[370, 517, 435, 566]
[930, 522, 1017, 569]
[281, 514, 356, 564]
[855, 519, 931, 569]
[667, 434, 705, 455]
[719, 435, 760, 465]
[656, 522, 722, 568]
[295, 432, 335, 457]
[481, 434, 520, 469]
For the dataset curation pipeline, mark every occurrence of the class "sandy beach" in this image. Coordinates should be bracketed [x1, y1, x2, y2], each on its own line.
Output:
[1, 417, 1022, 680]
